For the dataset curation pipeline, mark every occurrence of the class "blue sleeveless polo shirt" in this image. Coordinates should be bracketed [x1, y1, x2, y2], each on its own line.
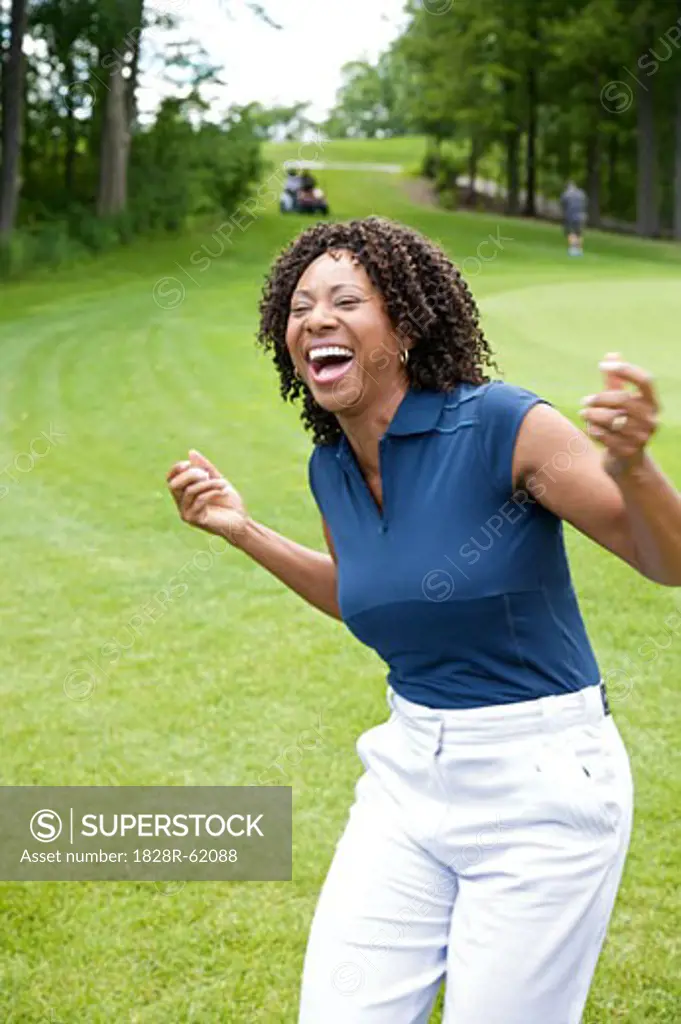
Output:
[308, 381, 601, 709]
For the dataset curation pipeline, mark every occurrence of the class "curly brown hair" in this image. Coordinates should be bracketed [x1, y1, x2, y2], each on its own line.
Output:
[256, 215, 497, 446]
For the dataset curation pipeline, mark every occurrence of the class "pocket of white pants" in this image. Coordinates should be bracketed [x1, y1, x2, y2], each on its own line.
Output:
[355, 714, 396, 771]
[532, 721, 629, 836]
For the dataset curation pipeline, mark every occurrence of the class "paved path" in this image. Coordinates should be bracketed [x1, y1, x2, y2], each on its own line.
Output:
[285, 160, 560, 213]
[282, 159, 403, 174]
[283, 159, 637, 231]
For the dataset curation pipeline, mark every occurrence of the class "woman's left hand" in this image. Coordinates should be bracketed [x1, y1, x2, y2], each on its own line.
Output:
[579, 351, 660, 474]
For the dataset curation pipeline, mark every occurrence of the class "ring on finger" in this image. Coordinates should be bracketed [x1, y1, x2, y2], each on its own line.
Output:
[611, 413, 628, 432]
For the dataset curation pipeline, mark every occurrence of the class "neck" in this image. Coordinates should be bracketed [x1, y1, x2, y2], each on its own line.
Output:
[337, 378, 408, 475]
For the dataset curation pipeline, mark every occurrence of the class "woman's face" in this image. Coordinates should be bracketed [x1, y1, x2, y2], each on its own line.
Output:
[286, 250, 405, 417]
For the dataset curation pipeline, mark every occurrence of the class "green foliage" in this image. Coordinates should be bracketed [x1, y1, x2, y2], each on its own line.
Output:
[324, 52, 411, 139]
[128, 100, 263, 233]
[0, 220, 86, 279]
[243, 101, 314, 140]
[0, 231, 34, 280]
[69, 213, 121, 253]
[2, 0, 264, 279]
[382, 0, 681, 235]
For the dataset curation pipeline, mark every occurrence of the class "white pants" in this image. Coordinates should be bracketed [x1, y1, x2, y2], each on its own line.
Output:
[299, 684, 633, 1023]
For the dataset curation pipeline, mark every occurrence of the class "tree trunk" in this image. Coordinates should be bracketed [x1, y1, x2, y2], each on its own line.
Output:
[505, 128, 521, 215]
[557, 129, 572, 185]
[674, 64, 681, 239]
[636, 75, 658, 236]
[97, 63, 131, 217]
[426, 134, 442, 179]
[64, 53, 77, 196]
[607, 133, 619, 216]
[466, 133, 480, 204]
[523, 11, 539, 217]
[126, 27, 143, 128]
[674, 0, 681, 239]
[503, 74, 521, 215]
[0, 0, 28, 237]
[586, 132, 601, 228]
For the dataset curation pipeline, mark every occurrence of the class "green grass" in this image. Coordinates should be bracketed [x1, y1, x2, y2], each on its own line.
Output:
[0, 162, 680, 1022]
[264, 134, 429, 171]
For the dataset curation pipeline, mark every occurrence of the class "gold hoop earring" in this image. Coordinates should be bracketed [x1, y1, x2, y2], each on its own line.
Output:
[400, 349, 410, 367]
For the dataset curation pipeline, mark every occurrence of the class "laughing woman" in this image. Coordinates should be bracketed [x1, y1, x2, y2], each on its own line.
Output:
[167, 217, 681, 1024]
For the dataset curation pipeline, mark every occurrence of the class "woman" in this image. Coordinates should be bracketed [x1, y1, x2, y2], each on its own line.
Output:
[167, 216, 681, 1023]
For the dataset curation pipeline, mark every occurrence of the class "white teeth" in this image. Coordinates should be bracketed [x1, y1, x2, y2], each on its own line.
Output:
[307, 345, 353, 362]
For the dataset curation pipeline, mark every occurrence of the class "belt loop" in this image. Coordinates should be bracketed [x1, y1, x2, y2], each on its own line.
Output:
[538, 693, 553, 732]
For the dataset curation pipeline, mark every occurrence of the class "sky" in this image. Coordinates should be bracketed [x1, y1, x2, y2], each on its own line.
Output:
[140, 0, 408, 122]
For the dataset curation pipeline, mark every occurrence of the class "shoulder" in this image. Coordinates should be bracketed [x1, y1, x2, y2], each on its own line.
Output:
[309, 441, 339, 471]
[422, 380, 547, 441]
[441, 380, 548, 423]
[465, 380, 552, 495]
[308, 442, 341, 508]
[477, 380, 549, 420]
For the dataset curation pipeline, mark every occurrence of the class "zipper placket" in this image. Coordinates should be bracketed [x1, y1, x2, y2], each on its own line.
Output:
[343, 438, 389, 535]
[377, 436, 389, 535]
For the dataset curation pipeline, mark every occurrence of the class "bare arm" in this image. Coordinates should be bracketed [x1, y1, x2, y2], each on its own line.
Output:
[167, 450, 341, 620]
[513, 356, 681, 586]
[235, 518, 341, 620]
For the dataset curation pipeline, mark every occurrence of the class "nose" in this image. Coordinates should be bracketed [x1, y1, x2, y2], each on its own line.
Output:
[304, 302, 339, 336]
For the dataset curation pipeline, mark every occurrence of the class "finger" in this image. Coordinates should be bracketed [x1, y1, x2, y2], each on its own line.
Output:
[189, 449, 220, 480]
[577, 389, 655, 417]
[581, 387, 639, 407]
[186, 487, 229, 518]
[166, 460, 191, 483]
[580, 407, 636, 432]
[577, 407, 655, 440]
[581, 414, 654, 453]
[598, 359, 657, 407]
[600, 351, 624, 391]
[169, 467, 211, 496]
[580, 390, 644, 411]
[184, 477, 229, 500]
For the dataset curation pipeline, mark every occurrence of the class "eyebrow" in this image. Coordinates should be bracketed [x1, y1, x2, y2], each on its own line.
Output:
[292, 284, 366, 300]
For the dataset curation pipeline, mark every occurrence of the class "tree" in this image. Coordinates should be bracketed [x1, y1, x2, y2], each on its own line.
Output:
[522, 0, 540, 216]
[633, 7, 659, 236]
[324, 57, 408, 138]
[0, 0, 28, 237]
[381, 0, 681, 238]
[672, 0, 681, 239]
[244, 101, 312, 141]
[0, 0, 266, 279]
[675, 64, 681, 240]
[95, 0, 143, 217]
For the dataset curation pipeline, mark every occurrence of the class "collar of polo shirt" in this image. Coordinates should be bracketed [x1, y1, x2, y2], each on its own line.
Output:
[336, 387, 451, 463]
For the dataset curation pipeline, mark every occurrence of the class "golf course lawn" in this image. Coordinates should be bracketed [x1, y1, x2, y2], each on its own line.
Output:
[0, 145, 680, 1022]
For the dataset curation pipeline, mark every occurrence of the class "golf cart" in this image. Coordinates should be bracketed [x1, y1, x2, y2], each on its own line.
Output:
[280, 168, 329, 216]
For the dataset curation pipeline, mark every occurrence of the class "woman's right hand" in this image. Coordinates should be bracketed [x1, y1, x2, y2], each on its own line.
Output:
[167, 449, 250, 545]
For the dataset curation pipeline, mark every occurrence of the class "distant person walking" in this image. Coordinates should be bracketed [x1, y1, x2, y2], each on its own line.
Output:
[561, 180, 587, 256]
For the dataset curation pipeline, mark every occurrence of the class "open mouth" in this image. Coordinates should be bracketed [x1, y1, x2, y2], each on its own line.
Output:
[305, 344, 355, 385]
